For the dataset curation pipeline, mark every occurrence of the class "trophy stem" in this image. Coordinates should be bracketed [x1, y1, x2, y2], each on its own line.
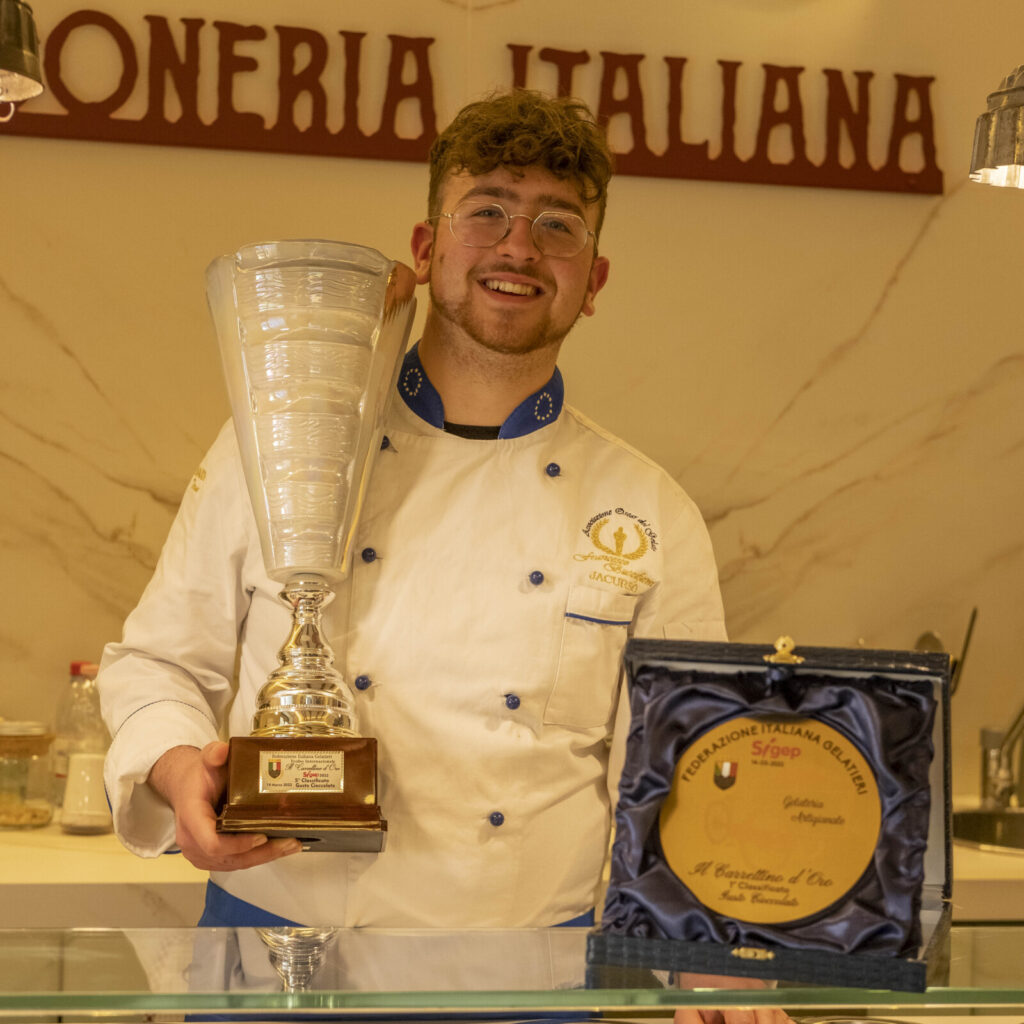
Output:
[251, 573, 359, 738]
[258, 927, 338, 992]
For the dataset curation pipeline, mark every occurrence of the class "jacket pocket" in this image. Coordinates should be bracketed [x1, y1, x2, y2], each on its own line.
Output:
[543, 585, 638, 729]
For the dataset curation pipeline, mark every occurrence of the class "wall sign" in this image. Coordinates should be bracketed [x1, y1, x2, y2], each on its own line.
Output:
[0, 9, 943, 195]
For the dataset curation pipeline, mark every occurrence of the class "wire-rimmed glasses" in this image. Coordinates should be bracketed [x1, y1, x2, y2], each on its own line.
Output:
[436, 200, 595, 258]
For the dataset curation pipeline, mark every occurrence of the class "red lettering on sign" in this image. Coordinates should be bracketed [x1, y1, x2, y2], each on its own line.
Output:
[2, 12, 942, 194]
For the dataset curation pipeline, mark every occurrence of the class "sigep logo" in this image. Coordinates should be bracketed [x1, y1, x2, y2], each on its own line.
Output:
[751, 740, 802, 760]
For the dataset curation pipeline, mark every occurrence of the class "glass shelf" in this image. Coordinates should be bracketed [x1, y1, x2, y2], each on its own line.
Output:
[0, 924, 1022, 1019]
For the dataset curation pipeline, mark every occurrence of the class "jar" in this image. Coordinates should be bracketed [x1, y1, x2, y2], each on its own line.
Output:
[0, 721, 54, 828]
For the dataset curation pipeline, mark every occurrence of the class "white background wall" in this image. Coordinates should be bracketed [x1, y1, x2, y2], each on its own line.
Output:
[3, 0, 1022, 800]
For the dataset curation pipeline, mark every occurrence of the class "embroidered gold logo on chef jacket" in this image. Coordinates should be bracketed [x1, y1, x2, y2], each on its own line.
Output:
[574, 508, 658, 593]
[189, 465, 207, 492]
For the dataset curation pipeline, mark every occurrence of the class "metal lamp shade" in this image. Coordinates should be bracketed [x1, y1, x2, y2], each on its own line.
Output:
[0, 0, 43, 104]
[971, 65, 1024, 188]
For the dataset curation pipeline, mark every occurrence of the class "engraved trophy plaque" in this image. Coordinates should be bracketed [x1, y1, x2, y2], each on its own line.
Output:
[206, 240, 416, 852]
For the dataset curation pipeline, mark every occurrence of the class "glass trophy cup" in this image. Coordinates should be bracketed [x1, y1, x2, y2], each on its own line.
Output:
[206, 240, 416, 852]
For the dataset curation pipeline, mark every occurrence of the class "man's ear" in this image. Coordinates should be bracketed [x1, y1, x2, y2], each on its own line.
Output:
[410, 222, 434, 285]
[581, 255, 610, 317]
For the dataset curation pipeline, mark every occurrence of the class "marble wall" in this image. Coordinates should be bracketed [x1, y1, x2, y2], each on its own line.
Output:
[2, 0, 1022, 801]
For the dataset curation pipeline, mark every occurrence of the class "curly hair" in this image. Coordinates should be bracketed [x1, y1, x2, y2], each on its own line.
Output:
[428, 89, 613, 237]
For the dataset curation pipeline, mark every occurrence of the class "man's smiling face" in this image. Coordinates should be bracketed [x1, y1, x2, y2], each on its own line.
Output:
[412, 166, 610, 359]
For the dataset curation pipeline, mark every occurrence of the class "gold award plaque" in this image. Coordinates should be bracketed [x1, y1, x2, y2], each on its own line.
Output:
[659, 715, 882, 924]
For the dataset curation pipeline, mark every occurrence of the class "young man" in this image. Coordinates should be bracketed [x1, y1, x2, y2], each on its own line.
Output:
[99, 89, 726, 929]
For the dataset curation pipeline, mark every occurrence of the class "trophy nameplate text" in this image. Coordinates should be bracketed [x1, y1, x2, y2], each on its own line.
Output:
[206, 240, 416, 852]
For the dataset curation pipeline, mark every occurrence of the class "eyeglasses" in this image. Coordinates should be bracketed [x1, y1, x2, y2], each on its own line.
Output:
[436, 200, 595, 258]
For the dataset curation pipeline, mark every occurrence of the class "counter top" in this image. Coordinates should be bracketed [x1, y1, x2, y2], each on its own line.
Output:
[0, 823, 202, 885]
[2, 824, 1023, 927]
[951, 840, 1024, 921]
[0, 823, 206, 927]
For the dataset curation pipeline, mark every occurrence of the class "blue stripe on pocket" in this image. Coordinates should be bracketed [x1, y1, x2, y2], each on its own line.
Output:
[564, 612, 632, 627]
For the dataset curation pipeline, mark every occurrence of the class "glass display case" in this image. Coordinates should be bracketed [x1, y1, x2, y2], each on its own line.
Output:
[0, 924, 1021, 1020]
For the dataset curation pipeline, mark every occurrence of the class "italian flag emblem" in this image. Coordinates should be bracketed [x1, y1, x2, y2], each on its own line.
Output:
[714, 761, 738, 790]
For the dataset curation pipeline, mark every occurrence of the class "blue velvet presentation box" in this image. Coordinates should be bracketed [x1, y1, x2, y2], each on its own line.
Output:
[587, 638, 952, 992]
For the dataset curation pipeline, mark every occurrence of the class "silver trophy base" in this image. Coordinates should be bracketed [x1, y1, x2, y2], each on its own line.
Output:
[216, 574, 386, 852]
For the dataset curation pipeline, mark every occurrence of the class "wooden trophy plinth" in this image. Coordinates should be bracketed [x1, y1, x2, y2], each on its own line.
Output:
[218, 735, 386, 852]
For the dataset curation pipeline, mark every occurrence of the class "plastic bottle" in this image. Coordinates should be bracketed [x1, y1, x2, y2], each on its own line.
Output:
[52, 661, 111, 833]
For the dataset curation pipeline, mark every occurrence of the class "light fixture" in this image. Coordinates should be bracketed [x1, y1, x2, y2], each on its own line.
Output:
[0, 0, 43, 123]
[970, 65, 1024, 188]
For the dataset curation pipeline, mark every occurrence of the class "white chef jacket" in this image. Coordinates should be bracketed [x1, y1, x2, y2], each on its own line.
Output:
[99, 349, 726, 928]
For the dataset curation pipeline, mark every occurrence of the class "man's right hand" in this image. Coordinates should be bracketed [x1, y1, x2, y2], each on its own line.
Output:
[673, 973, 794, 1024]
[147, 742, 302, 871]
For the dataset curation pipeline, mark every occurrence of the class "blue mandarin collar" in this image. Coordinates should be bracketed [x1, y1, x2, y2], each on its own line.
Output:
[397, 343, 564, 439]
